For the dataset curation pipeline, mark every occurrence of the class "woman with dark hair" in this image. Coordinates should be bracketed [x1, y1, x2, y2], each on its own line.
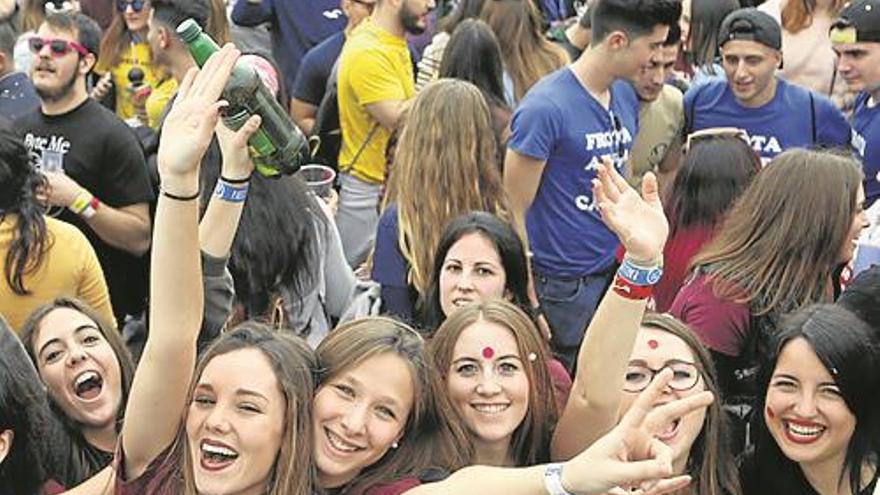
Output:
[416, 0, 486, 90]
[439, 19, 512, 153]
[837, 266, 880, 333]
[653, 130, 760, 312]
[17, 297, 134, 488]
[670, 148, 870, 451]
[742, 304, 880, 494]
[0, 119, 114, 331]
[679, 0, 740, 82]
[0, 316, 52, 495]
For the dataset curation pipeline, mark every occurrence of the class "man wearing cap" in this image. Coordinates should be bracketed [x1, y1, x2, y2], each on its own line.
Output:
[684, 8, 850, 165]
[831, 0, 880, 208]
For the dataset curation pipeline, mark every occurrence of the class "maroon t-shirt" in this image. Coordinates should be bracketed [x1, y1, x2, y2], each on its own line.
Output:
[654, 226, 715, 313]
[114, 441, 182, 495]
[365, 476, 423, 495]
[668, 273, 750, 357]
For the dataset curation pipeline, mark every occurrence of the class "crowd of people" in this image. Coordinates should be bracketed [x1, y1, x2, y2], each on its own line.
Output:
[0, 0, 879, 494]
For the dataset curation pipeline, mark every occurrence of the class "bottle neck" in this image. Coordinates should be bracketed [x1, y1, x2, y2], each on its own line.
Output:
[186, 33, 220, 67]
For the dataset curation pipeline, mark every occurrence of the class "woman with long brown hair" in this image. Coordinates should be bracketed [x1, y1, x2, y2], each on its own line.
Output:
[372, 79, 510, 326]
[480, 0, 568, 104]
[670, 148, 869, 451]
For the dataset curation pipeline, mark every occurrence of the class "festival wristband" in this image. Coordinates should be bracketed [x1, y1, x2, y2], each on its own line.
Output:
[68, 190, 99, 219]
[612, 274, 653, 300]
[543, 463, 574, 495]
[617, 257, 663, 286]
[213, 181, 249, 203]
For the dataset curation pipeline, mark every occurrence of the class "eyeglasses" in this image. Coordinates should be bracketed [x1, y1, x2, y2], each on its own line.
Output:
[684, 127, 749, 153]
[28, 36, 89, 58]
[623, 360, 701, 393]
[351, 0, 376, 12]
[116, 0, 146, 12]
[611, 112, 624, 160]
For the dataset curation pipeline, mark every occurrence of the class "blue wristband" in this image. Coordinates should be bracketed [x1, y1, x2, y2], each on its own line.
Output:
[617, 257, 663, 286]
[543, 463, 574, 495]
[213, 181, 249, 203]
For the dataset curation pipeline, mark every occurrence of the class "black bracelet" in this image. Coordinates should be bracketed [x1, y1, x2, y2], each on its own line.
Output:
[161, 188, 201, 201]
[220, 174, 251, 184]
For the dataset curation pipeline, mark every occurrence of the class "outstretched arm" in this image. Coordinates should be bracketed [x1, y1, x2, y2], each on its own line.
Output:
[121, 45, 241, 479]
[552, 160, 669, 460]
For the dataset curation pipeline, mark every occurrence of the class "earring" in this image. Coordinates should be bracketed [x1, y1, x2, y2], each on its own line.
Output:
[391, 442, 399, 449]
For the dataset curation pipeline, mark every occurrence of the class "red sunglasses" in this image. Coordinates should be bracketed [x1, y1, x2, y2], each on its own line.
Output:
[28, 36, 90, 58]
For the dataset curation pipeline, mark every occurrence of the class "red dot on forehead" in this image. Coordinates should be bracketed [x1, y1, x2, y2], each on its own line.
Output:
[482, 346, 495, 359]
[647, 339, 660, 350]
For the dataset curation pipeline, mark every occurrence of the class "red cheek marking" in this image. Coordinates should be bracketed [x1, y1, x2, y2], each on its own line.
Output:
[482, 347, 495, 359]
[647, 339, 659, 350]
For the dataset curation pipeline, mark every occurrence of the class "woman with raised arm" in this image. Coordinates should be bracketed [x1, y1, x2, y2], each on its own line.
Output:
[114, 45, 317, 495]
[551, 160, 741, 495]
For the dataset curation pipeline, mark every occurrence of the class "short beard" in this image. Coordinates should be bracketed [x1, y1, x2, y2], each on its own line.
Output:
[35, 68, 79, 103]
[399, 4, 425, 35]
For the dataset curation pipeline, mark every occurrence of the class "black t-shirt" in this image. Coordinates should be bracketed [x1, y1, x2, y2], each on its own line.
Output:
[292, 31, 345, 106]
[15, 98, 154, 320]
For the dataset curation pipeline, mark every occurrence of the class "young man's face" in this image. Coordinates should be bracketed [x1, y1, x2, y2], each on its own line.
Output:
[398, 0, 434, 35]
[29, 24, 89, 102]
[721, 39, 782, 107]
[833, 41, 880, 95]
[617, 24, 670, 81]
[633, 43, 679, 102]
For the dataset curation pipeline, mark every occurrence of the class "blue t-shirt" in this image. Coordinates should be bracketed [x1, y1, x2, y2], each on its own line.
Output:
[0, 72, 39, 122]
[509, 67, 639, 278]
[231, 0, 346, 94]
[292, 31, 346, 106]
[851, 92, 880, 208]
[684, 78, 851, 165]
[371, 204, 417, 322]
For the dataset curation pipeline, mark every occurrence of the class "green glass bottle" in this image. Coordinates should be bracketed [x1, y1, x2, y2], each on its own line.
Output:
[177, 18, 310, 178]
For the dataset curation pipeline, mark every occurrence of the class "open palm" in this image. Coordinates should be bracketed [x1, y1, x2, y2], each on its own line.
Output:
[592, 159, 668, 264]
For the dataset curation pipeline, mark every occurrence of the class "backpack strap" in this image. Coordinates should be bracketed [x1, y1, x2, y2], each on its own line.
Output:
[809, 91, 817, 144]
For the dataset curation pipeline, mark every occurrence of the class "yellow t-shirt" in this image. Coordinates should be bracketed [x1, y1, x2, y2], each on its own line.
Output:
[337, 18, 415, 184]
[145, 76, 178, 129]
[95, 41, 163, 121]
[0, 216, 115, 332]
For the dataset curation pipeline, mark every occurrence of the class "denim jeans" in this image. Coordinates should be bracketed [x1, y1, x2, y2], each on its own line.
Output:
[336, 172, 382, 268]
[535, 268, 615, 372]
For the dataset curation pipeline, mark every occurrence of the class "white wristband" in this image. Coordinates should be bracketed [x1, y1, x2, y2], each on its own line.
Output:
[543, 463, 574, 495]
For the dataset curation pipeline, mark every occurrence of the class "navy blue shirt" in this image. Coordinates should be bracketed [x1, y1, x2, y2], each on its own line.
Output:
[684, 78, 851, 165]
[0, 72, 39, 122]
[371, 204, 417, 323]
[851, 92, 880, 208]
[231, 0, 346, 95]
[292, 31, 346, 106]
[509, 68, 639, 278]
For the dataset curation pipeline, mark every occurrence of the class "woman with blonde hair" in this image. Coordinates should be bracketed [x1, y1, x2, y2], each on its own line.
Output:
[372, 79, 510, 326]
[670, 148, 870, 452]
[480, 0, 568, 104]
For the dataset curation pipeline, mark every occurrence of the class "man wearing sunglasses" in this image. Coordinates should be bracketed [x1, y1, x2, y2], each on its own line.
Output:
[231, 0, 346, 97]
[15, 12, 154, 324]
[684, 8, 851, 166]
[831, 0, 880, 209]
[504, 0, 681, 371]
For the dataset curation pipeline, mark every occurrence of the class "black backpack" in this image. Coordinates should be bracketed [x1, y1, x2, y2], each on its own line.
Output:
[310, 59, 342, 171]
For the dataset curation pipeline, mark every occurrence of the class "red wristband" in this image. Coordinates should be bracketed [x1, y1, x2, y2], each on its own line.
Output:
[612, 275, 653, 300]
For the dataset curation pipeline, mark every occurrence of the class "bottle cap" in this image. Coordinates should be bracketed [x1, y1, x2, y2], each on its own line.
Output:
[176, 18, 203, 43]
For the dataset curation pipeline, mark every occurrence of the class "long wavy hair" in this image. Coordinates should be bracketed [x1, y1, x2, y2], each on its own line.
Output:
[97, 0, 148, 70]
[429, 300, 557, 466]
[382, 79, 510, 298]
[181, 323, 318, 495]
[640, 313, 742, 495]
[420, 212, 531, 330]
[439, 19, 507, 111]
[0, 120, 49, 296]
[480, 0, 568, 101]
[315, 317, 470, 494]
[690, 149, 863, 315]
[751, 305, 879, 495]
[19, 297, 136, 487]
[781, 0, 847, 33]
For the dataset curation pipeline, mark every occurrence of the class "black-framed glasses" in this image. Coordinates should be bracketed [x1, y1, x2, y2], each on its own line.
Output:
[623, 360, 701, 393]
[28, 36, 89, 57]
[351, 0, 376, 13]
[116, 0, 146, 12]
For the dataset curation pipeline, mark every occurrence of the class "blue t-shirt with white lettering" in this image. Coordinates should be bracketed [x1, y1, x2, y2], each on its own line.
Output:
[684, 78, 851, 164]
[509, 68, 639, 278]
[852, 92, 880, 208]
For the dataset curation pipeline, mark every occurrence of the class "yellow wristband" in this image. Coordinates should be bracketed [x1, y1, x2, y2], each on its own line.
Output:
[69, 190, 93, 215]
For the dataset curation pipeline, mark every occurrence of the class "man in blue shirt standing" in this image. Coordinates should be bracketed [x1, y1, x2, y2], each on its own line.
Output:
[831, 0, 880, 208]
[231, 0, 347, 96]
[685, 8, 851, 165]
[504, 0, 681, 371]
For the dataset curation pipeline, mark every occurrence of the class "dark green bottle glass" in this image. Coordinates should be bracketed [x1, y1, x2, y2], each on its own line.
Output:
[177, 18, 310, 178]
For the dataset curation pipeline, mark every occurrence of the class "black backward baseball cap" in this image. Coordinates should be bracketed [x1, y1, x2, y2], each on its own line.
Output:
[718, 8, 782, 50]
[831, 0, 880, 44]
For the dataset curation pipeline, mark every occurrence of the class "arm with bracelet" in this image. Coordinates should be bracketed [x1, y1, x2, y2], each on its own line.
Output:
[552, 158, 669, 461]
